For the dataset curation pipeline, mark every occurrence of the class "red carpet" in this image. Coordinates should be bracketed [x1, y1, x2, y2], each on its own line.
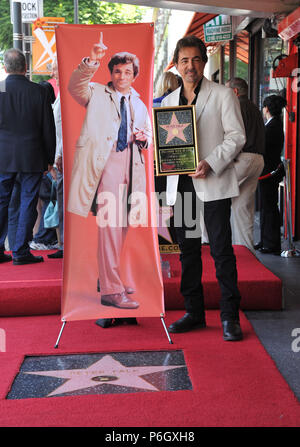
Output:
[0, 250, 62, 316]
[0, 246, 282, 317]
[1, 311, 300, 427]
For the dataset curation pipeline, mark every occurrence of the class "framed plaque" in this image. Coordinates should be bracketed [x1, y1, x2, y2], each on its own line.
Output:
[152, 105, 199, 176]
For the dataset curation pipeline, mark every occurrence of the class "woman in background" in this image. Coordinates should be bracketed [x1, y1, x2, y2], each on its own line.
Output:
[153, 71, 179, 107]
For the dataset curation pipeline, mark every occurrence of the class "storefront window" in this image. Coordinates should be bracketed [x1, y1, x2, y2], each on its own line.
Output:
[223, 32, 249, 83]
[259, 37, 288, 110]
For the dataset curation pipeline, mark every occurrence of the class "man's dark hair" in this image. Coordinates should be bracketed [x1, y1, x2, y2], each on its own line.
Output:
[173, 35, 208, 65]
[227, 77, 248, 96]
[263, 94, 287, 117]
[4, 48, 26, 74]
[108, 52, 139, 78]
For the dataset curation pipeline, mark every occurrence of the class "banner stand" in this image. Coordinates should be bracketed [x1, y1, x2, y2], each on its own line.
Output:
[54, 317, 173, 349]
[281, 159, 300, 257]
[54, 320, 67, 348]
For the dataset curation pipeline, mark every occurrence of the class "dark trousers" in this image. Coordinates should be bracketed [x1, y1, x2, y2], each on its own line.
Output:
[259, 178, 281, 251]
[7, 173, 21, 250]
[174, 175, 241, 321]
[0, 172, 42, 258]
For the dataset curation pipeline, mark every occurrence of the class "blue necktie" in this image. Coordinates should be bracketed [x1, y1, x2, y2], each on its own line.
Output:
[116, 96, 127, 152]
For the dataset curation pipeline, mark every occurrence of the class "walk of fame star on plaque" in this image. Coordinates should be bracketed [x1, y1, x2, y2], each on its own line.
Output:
[7, 351, 192, 399]
[152, 105, 199, 176]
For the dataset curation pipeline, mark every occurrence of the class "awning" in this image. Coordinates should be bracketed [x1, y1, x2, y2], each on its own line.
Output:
[166, 12, 249, 70]
[230, 30, 249, 64]
[110, 0, 299, 18]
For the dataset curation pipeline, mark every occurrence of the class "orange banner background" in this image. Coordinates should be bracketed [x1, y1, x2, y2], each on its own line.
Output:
[55, 23, 164, 321]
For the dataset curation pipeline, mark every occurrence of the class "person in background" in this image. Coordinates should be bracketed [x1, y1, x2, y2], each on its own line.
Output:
[153, 71, 179, 107]
[255, 94, 287, 255]
[30, 81, 59, 251]
[47, 56, 64, 259]
[30, 172, 59, 250]
[0, 48, 55, 265]
[6, 82, 57, 253]
[226, 77, 265, 254]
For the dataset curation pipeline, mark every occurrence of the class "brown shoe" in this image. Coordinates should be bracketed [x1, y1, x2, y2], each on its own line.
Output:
[101, 291, 139, 309]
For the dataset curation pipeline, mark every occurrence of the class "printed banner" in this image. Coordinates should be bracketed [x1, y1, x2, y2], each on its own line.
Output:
[55, 23, 164, 321]
[32, 17, 65, 75]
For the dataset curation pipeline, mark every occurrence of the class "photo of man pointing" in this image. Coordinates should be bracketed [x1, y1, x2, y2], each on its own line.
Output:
[67, 36, 152, 310]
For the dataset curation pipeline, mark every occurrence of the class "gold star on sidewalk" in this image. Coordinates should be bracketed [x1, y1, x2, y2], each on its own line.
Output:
[24, 355, 185, 396]
[160, 112, 191, 144]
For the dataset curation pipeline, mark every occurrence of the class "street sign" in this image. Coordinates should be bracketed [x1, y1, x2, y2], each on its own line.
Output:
[204, 15, 232, 43]
[10, 0, 44, 24]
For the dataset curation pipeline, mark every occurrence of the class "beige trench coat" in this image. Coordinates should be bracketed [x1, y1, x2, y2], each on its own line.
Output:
[67, 59, 151, 217]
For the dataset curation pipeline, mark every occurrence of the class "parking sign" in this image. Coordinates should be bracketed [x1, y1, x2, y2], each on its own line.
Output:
[10, 0, 44, 23]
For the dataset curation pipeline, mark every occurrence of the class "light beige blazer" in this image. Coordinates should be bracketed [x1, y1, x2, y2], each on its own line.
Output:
[161, 77, 246, 204]
[67, 59, 151, 217]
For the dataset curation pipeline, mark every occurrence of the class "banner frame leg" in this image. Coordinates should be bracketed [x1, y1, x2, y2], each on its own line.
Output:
[54, 318, 172, 347]
[160, 316, 173, 344]
[54, 320, 67, 349]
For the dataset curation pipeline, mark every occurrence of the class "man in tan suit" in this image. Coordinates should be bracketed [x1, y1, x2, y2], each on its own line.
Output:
[162, 36, 246, 341]
[226, 78, 265, 255]
[68, 41, 151, 311]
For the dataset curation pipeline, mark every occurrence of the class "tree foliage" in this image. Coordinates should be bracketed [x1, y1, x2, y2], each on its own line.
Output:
[0, 0, 147, 53]
[44, 1, 145, 25]
[0, 1, 13, 52]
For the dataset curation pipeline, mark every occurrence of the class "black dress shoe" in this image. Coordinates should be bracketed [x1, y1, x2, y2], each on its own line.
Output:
[95, 318, 138, 328]
[254, 242, 262, 250]
[13, 253, 44, 265]
[0, 252, 12, 263]
[47, 250, 63, 259]
[258, 247, 281, 255]
[222, 320, 243, 341]
[95, 318, 114, 328]
[168, 313, 206, 333]
[117, 318, 138, 325]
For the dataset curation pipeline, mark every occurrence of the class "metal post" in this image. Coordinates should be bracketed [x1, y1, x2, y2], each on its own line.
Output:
[23, 23, 31, 79]
[281, 159, 300, 257]
[161, 317, 173, 344]
[219, 45, 224, 85]
[54, 321, 67, 348]
[74, 0, 79, 24]
[229, 36, 236, 79]
[12, 1, 23, 51]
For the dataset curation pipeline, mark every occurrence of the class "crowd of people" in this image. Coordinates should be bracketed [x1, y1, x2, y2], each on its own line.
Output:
[0, 35, 287, 341]
[0, 49, 63, 265]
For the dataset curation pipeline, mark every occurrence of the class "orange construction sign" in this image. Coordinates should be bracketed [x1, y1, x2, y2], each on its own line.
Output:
[32, 17, 65, 75]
